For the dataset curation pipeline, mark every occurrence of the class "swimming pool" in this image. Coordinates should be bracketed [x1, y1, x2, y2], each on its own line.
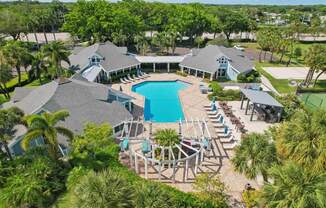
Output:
[132, 81, 190, 122]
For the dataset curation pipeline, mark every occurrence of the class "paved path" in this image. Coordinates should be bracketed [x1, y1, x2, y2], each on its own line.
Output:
[261, 75, 280, 95]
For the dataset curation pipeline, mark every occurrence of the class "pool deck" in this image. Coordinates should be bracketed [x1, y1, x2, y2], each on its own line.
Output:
[112, 73, 271, 203]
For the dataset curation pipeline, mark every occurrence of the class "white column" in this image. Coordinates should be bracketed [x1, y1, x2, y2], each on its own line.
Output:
[153, 63, 156, 72]
[210, 73, 214, 81]
[202, 71, 205, 79]
[188, 68, 191, 75]
[195, 70, 198, 77]
[167, 63, 170, 73]
[181, 66, 184, 73]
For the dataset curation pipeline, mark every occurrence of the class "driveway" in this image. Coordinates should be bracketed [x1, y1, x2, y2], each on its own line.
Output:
[263, 67, 326, 80]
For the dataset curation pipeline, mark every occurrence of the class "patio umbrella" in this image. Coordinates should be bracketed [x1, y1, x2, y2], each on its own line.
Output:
[212, 103, 217, 111]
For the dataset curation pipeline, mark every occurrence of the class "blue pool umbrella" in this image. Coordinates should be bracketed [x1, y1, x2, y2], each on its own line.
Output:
[120, 138, 129, 151]
[212, 103, 217, 111]
[224, 126, 229, 134]
[142, 139, 151, 154]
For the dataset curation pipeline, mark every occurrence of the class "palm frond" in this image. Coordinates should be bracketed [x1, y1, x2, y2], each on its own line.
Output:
[21, 129, 43, 150]
[25, 115, 49, 129]
[50, 110, 70, 126]
[56, 126, 74, 141]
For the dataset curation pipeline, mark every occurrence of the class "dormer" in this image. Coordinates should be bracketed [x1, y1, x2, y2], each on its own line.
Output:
[89, 54, 104, 66]
[218, 56, 229, 64]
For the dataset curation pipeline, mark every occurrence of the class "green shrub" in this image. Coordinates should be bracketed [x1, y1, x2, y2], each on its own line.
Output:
[237, 70, 261, 83]
[209, 81, 241, 101]
[154, 128, 180, 147]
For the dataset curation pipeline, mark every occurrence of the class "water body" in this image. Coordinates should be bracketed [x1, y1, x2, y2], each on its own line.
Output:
[132, 81, 190, 122]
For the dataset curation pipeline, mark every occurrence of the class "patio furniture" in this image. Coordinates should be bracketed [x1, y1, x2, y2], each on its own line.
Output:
[120, 138, 129, 151]
[220, 135, 235, 143]
[218, 126, 232, 138]
[120, 78, 127, 84]
[132, 74, 141, 80]
[128, 74, 136, 81]
[223, 140, 240, 149]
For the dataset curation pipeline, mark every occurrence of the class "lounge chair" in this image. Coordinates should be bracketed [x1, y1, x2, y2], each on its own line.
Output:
[223, 140, 240, 149]
[132, 74, 141, 80]
[123, 77, 131, 83]
[220, 135, 235, 143]
[218, 127, 232, 138]
[120, 78, 127, 84]
[141, 71, 150, 77]
[127, 74, 135, 82]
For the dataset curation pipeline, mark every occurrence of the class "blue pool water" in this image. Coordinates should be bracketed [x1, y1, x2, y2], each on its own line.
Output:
[132, 81, 190, 122]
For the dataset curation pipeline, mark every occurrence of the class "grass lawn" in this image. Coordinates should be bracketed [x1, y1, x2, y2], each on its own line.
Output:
[6, 72, 29, 88]
[299, 93, 326, 110]
[0, 94, 8, 105]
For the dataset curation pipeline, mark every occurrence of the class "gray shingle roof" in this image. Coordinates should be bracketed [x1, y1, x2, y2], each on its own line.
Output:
[67, 42, 139, 72]
[180, 45, 254, 74]
[3, 79, 133, 134]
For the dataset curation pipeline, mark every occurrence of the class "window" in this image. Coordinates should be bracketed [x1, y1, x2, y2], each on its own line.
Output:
[90, 56, 101, 65]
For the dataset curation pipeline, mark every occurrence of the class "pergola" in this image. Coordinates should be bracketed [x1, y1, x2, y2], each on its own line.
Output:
[240, 89, 283, 122]
[118, 117, 212, 183]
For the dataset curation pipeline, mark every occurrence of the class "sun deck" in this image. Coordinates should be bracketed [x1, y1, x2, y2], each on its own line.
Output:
[112, 73, 273, 201]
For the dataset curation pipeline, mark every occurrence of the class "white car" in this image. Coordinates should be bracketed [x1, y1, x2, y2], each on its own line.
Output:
[234, 45, 245, 51]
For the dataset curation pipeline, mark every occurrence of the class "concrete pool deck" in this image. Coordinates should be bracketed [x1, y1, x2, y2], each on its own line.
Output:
[112, 73, 271, 203]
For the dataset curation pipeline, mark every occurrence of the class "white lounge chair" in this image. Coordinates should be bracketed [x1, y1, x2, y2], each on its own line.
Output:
[127, 74, 135, 82]
[142, 71, 150, 77]
[218, 129, 232, 138]
[120, 78, 127, 84]
[123, 77, 131, 83]
[132, 74, 141, 80]
[223, 140, 240, 149]
[220, 135, 235, 143]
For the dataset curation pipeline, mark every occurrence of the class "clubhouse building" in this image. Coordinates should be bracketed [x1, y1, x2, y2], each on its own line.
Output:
[66, 42, 254, 83]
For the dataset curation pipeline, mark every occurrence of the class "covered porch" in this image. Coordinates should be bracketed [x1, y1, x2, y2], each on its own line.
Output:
[240, 89, 283, 122]
[179, 65, 216, 81]
[135, 56, 184, 73]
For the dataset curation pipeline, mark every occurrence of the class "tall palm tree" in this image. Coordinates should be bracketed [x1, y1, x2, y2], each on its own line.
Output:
[231, 132, 277, 182]
[41, 41, 70, 78]
[304, 45, 326, 87]
[30, 51, 48, 84]
[2, 40, 29, 86]
[73, 170, 135, 208]
[0, 64, 13, 99]
[0, 107, 24, 160]
[22, 110, 73, 159]
[261, 162, 326, 208]
[134, 33, 148, 55]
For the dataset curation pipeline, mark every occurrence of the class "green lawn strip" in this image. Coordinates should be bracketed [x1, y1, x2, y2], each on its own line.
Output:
[6, 72, 29, 88]
[255, 63, 296, 94]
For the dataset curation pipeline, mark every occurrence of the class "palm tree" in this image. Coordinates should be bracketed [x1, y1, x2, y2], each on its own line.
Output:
[154, 128, 179, 147]
[2, 41, 29, 86]
[30, 51, 48, 84]
[261, 162, 326, 208]
[231, 132, 277, 182]
[0, 64, 13, 99]
[41, 41, 70, 78]
[22, 110, 73, 159]
[112, 29, 127, 46]
[73, 170, 135, 208]
[304, 45, 326, 87]
[135, 183, 174, 208]
[134, 33, 148, 55]
[273, 109, 326, 173]
[0, 107, 24, 160]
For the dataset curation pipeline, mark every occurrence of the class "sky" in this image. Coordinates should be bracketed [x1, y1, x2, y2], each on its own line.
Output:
[0, 0, 325, 5]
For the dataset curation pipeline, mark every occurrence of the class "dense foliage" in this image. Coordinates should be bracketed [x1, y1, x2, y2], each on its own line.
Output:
[209, 81, 241, 101]
[237, 70, 261, 83]
[154, 128, 180, 147]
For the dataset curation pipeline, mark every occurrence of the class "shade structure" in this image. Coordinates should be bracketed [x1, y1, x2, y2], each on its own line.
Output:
[240, 89, 283, 108]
